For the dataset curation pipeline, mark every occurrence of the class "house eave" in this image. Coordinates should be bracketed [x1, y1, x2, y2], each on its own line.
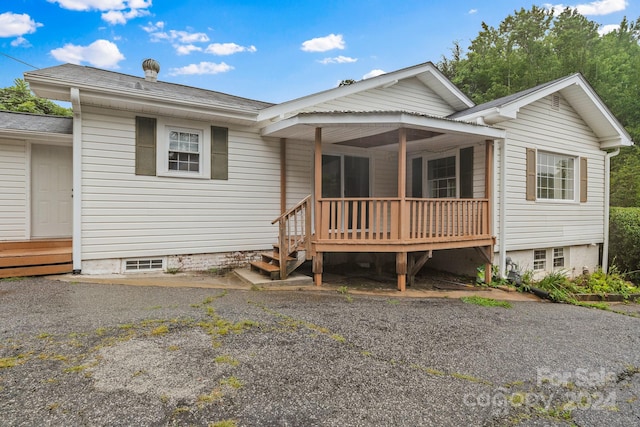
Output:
[261, 111, 505, 143]
[25, 77, 260, 125]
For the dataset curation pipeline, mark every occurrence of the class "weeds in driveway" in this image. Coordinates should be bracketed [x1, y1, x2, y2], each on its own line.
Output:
[209, 420, 238, 427]
[461, 296, 512, 309]
[214, 355, 239, 366]
[337, 285, 353, 302]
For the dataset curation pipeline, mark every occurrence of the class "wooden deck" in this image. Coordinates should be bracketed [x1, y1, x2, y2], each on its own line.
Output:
[0, 239, 72, 278]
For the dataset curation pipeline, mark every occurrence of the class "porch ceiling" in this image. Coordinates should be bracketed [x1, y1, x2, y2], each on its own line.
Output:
[261, 111, 505, 150]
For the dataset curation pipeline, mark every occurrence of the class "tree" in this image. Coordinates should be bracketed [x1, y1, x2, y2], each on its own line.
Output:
[0, 79, 72, 116]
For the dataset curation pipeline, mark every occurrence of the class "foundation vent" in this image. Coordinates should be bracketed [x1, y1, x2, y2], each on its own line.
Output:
[125, 258, 163, 271]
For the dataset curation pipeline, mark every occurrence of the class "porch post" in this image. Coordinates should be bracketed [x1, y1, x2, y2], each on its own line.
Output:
[397, 128, 407, 291]
[313, 127, 323, 286]
[280, 138, 286, 214]
[484, 139, 494, 284]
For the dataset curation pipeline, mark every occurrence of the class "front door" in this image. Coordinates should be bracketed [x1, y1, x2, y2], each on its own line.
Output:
[31, 144, 73, 238]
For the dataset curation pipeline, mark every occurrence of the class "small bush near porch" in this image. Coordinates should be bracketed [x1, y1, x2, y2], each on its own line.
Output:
[609, 207, 640, 284]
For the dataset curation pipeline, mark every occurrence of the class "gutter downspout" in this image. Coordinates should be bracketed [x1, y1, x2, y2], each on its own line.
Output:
[499, 138, 507, 278]
[602, 148, 620, 273]
[70, 88, 82, 274]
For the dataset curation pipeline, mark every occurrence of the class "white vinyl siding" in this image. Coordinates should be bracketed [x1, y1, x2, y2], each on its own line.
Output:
[0, 139, 27, 240]
[500, 94, 605, 251]
[303, 78, 456, 116]
[373, 151, 398, 197]
[80, 106, 281, 260]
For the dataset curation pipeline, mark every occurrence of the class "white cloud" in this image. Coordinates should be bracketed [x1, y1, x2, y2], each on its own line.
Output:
[469, 9, 478, 14]
[205, 43, 257, 55]
[301, 34, 345, 52]
[318, 55, 358, 64]
[169, 61, 234, 76]
[149, 29, 209, 43]
[175, 44, 202, 55]
[0, 12, 42, 37]
[48, 0, 127, 11]
[11, 36, 31, 47]
[48, 0, 152, 24]
[544, 0, 627, 16]
[599, 23, 620, 34]
[50, 39, 125, 68]
[102, 7, 150, 24]
[363, 69, 385, 79]
[141, 20, 164, 32]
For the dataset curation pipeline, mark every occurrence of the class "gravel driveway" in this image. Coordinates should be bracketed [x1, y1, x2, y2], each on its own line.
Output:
[1, 276, 639, 426]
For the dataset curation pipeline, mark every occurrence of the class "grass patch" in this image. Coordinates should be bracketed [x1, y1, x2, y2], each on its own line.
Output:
[214, 355, 239, 366]
[0, 356, 21, 369]
[150, 325, 169, 336]
[209, 420, 238, 427]
[197, 388, 224, 404]
[330, 334, 346, 343]
[461, 295, 511, 309]
[220, 376, 243, 389]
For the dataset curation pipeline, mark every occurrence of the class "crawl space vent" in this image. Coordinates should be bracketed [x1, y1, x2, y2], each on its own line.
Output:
[125, 259, 163, 271]
[551, 94, 560, 111]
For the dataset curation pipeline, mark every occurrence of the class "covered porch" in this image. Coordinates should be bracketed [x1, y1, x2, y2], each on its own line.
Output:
[262, 111, 505, 291]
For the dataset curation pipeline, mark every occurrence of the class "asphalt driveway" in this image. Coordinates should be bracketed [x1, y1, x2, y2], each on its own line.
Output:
[1, 276, 639, 426]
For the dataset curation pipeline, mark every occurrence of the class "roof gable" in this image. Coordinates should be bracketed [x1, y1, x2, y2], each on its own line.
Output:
[257, 62, 474, 122]
[451, 74, 632, 148]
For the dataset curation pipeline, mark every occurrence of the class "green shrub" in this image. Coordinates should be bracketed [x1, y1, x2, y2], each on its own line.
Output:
[609, 207, 640, 283]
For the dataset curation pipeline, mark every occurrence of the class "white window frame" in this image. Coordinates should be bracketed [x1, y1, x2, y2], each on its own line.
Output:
[156, 118, 210, 179]
[533, 249, 546, 271]
[536, 151, 577, 202]
[533, 247, 567, 272]
[552, 247, 565, 268]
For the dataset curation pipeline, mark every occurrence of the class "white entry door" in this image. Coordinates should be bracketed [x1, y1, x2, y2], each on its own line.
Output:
[31, 144, 73, 238]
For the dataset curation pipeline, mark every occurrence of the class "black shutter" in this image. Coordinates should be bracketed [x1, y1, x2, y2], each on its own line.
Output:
[135, 116, 156, 176]
[211, 126, 228, 180]
[460, 147, 474, 198]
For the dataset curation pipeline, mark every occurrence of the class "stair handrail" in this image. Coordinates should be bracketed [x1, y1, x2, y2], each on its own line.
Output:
[272, 195, 312, 279]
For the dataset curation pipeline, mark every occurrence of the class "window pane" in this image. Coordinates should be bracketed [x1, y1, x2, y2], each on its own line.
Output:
[322, 155, 341, 198]
[344, 156, 369, 197]
[428, 156, 456, 198]
[537, 152, 575, 200]
[534, 249, 546, 270]
[167, 129, 201, 173]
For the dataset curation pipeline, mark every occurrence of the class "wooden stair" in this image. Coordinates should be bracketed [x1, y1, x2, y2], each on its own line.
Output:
[250, 196, 312, 280]
[0, 239, 72, 278]
[250, 244, 305, 280]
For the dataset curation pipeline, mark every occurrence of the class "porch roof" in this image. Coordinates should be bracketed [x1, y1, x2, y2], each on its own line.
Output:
[261, 111, 505, 151]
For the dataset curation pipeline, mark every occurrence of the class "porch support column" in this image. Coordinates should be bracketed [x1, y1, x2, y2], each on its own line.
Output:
[396, 252, 407, 292]
[280, 138, 286, 214]
[397, 128, 407, 291]
[313, 127, 323, 286]
[484, 139, 494, 284]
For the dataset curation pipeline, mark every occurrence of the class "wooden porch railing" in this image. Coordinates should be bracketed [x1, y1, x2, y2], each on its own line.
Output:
[271, 195, 312, 279]
[317, 198, 490, 243]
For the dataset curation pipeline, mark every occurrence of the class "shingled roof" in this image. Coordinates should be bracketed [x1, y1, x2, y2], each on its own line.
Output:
[24, 64, 274, 113]
[0, 110, 72, 134]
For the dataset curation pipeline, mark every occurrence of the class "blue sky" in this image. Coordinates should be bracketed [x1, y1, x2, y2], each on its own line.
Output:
[1, 0, 638, 103]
